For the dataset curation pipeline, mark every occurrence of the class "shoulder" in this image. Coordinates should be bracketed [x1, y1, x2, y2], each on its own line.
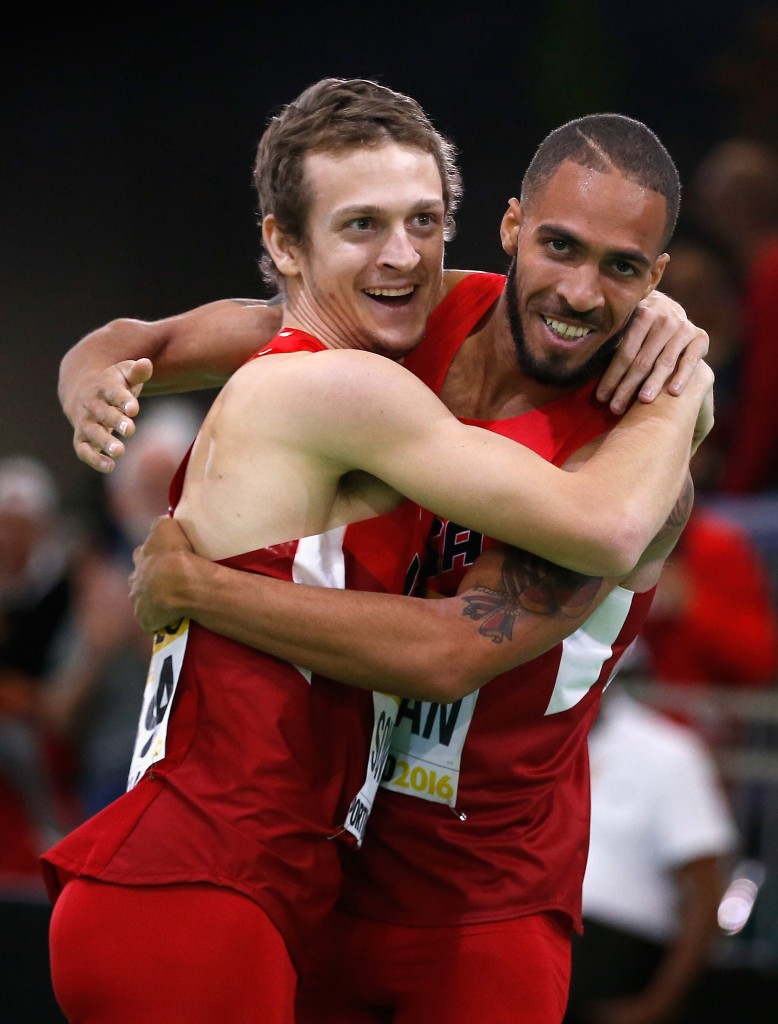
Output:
[441, 268, 472, 297]
[223, 345, 432, 424]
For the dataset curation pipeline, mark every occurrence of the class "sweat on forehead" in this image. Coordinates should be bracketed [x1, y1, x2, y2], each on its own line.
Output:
[520, 114, 681, 248]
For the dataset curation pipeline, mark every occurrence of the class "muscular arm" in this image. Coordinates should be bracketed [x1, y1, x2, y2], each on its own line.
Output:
[130, 477, 692, 701]
[60, 278, 707, 474]
[59, 298, 284, 472]
[223, 348, 709, 576]
[131, 519, 617, 701]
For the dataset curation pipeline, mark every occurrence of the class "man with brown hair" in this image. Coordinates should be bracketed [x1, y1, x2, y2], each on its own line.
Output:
[52, 82, 711, 1023]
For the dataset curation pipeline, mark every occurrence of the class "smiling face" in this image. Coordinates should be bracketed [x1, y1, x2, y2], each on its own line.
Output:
[264, 142, 446, 360]
[501, 160, 669, 387]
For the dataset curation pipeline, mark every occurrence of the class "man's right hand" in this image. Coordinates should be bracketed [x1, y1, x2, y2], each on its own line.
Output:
[130, 515, 197, 634]
[58, 298, 286, 475]
[66, 358, 153, 474]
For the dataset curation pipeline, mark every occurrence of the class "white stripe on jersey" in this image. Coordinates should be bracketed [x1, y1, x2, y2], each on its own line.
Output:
[291, 526, 348, 683]
[544, 586, 634, 715]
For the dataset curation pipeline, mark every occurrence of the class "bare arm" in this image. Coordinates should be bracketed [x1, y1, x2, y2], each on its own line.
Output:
[130, 476, 692, 699]
[130, 518, 617, 701]
[246, 349, 711, 576]
[59, 298, 283, 473]
[61, 279, 705, 475]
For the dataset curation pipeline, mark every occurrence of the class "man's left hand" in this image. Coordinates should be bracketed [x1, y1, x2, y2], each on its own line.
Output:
[130, 516, 196, 634]
[597, 291, 709, 414]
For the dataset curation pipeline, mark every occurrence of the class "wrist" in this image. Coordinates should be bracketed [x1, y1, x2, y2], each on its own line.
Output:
[175, 550, 216, 620]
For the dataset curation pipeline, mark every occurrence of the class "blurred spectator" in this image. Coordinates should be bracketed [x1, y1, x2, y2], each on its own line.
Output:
[660, 234, 744, 495]
[564, 687, 740, 1024]
[634, 216, 778, 698]
[0, 455, 82, 880]
[0, 411, 199, 1023]
[635, 505, 778, 691]
[707, 5, 778, 142]
[44, 398, 201, 818]
[689, 136, 778, 494]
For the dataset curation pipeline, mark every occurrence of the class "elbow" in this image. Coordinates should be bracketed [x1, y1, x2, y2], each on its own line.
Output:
[415, 673, 482, 704]
[388, 604, 499, 703]
[410, 648, 491, 704]
[609, 522, 648, 576]
[584, 506, 651, 577]
[432, 671, 482, 704]
[98, 316, 151, 343]
[105, 315, 142, 330]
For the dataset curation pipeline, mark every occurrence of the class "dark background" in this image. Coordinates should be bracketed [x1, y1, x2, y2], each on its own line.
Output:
[3, 1, 776, 506]
[3, 7, 778, 1020]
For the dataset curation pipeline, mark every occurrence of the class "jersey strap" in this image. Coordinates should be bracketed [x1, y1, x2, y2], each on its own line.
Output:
[404, 273, 505, 392]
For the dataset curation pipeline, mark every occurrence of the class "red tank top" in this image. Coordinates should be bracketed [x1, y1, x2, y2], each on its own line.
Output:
[41, 329, 426, 966]
[339, 274, 657, 933]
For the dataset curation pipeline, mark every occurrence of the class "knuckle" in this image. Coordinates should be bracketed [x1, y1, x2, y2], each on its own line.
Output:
[633, 350, 658, 373]
[654, 347, 679, 367]
[615, 336, 640, 359]
[83, 422, 106, 448]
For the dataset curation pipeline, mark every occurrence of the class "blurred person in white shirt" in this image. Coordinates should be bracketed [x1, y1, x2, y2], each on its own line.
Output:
[565, 687, 739, 1024]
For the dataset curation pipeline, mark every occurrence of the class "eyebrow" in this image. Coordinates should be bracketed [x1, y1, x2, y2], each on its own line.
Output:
[335, 197, 446, 219]
[539, 222, 654, 271]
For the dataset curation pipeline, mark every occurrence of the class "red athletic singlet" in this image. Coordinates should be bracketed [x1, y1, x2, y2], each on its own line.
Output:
[41, 329, 427, 967]
[338, 274, 657, 934]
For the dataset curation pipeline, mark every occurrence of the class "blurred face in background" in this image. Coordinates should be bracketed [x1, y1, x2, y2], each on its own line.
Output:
[660, 239, 742, 371]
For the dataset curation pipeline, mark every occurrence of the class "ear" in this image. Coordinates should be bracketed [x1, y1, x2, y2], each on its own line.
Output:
[262, 214, 303, 279]
[645, 252, 670, 297]
[500, 198, 522, 256]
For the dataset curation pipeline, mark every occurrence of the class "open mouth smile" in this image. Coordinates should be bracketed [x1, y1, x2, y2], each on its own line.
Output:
[364, 286, 416, 306]
[543, 316, 593, 341]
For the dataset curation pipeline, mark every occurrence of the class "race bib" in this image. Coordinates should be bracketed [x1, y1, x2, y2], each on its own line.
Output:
[127, 619, 190, 789]
[380, 692, 479, 808]
[342, 691, 400, 846]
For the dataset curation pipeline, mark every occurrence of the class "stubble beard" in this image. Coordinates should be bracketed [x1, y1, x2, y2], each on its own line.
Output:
[504, 256, 631, 389]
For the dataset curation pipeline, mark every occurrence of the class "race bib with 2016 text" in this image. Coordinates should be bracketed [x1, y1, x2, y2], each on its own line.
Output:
[380, 691, 479, 809]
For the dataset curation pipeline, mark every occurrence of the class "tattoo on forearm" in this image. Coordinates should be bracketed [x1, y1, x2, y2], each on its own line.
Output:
[460, 549, 602, 644]
[653, 473, 695, 546]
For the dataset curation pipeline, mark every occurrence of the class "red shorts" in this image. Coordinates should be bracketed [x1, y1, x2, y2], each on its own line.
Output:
[49, 878, 296, 1023]
[296, 909, 571, 1024]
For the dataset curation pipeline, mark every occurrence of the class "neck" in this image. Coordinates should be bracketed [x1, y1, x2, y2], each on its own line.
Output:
[440, 293, 578, 420]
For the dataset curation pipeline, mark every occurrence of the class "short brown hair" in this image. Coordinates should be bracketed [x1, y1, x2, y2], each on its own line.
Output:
[253, 78, 463, 289]
[521, 113, 681, 250]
